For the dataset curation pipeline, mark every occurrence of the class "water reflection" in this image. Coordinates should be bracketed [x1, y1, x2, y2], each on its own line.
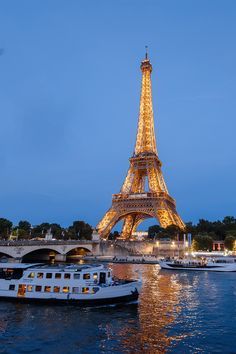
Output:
[110, 264, 185, 353]
[0, 264, 236, 353]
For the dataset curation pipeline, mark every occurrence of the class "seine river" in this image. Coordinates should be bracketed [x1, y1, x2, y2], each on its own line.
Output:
[0, 264, 235, 353]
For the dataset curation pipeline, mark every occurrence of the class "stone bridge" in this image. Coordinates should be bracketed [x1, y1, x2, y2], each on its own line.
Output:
[0, 239, 185, 262]
[0, 240, 100, 262]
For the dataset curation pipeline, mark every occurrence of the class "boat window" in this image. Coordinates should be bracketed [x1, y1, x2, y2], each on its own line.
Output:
[37, 273, 43, 279]
[55, 273, 61, 279]
[93, 273, 98, 280]
[17, 284, 26, 296]
[83, 273, 90, 280]
[9, 284, 15, 291]
[27, 285, 33, 292]
[72, 287, 79, 294]
[35, 286, 42, 292]
[74, 274, 80, 280]
[62, 286, 69, 293]
[99, 272, 106, 284]
[46, 273, 52, 279]
[0, 268, 23, 280]
[92, 287, 100, 294]
[44, 286, 51, 292]
[64, 273, 71, 279]
[82, 287, 90, 294]
[53, 286, 60, 293]
[28, 272, 35, 278]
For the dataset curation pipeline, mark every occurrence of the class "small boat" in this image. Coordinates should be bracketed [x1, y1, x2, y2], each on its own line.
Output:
[0, 263, 141, 305]
[159, 257, 236, 272]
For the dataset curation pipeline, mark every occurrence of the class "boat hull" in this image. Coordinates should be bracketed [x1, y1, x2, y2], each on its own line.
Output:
[159, 261, 236, 272]
[0, 291, 139, 306]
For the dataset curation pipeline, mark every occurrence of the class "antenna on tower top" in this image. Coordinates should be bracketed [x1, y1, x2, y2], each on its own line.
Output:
[145, 45, 148, 59]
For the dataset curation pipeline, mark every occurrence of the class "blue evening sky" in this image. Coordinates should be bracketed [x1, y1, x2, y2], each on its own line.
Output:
[0, 0, 235, 228]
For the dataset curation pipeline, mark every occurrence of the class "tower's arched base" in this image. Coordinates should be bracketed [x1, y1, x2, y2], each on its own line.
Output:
[97, 192, 185, 239]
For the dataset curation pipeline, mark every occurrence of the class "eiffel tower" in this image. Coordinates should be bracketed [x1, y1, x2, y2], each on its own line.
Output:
[97, 51, 185, 239]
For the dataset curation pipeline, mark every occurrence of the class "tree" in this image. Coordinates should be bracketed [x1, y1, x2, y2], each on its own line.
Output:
[192, 234, 213, 251]
[185, 222, 196, 235]
[50, 223, 62, 239]
[68, 221, 93, 240]
[196, 219, 214, 234]
[0, 218, 13, 238]
[224, 235, 235, 251]
[148, 225, 163, 239]
[18, 220, 31, 232]
[17, 220, 31, 238]
[108, 231, 119, 240]
[165, 224, 182, 239]
[12, 228, 30, 240]
[223, 216, 235, 225]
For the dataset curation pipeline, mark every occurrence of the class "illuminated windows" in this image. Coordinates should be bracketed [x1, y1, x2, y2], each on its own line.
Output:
[62, 287, 69, 293]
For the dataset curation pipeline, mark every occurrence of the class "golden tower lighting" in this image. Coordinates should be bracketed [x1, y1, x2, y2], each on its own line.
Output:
[97, 51, 185, 239]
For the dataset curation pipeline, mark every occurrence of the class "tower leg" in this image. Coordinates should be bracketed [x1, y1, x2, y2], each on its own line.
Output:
[97, 208, 120, 239]
[120, 214, 148, 239]
[156, 208, 185, 230]
[120, 215, 136, 239]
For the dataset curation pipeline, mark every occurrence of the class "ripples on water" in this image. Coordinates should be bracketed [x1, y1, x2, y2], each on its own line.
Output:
[0, 264, 236, 353]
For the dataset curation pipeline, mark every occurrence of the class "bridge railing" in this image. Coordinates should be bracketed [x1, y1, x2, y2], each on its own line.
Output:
[0, 239, 99, 247]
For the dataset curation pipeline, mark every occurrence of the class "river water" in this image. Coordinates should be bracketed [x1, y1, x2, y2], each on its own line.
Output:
[0, 264, 235, 353]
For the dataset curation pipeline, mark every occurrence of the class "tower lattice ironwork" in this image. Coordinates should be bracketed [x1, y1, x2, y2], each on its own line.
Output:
[97, 52, 185, 239]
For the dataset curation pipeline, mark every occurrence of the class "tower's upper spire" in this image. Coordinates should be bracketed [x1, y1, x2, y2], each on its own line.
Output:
[145, 45, 148, 59]
[134, 50, 157, 155]
[140, 46, 152, 73]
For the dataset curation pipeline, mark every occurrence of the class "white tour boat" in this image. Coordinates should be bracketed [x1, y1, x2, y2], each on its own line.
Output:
[0, 263, 141, 305]
[159, 257, 236, 272]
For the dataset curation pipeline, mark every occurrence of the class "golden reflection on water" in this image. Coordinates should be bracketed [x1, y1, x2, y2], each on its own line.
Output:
[111, 264, 186, 353]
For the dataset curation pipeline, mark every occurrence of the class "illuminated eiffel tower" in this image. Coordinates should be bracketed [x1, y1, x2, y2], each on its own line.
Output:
[97, 51, 185, 239]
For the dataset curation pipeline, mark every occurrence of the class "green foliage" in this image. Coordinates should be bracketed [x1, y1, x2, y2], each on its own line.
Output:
[12, 228, 30, 240]
[148, 224, 183, 240]
[18, 220, 31, 231]
[148, 225, 163, 239]
[0, 218, 13, 238]
[108, 231, 119, 240]
[224, 235, 236, 251]
[1, 215, 236, 244]
[223, 216, 235, 225]
[192, 234, 213, 251]
[68, 221, 93, 240]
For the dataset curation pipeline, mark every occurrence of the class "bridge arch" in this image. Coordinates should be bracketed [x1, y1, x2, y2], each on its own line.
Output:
[20, 246, 64, 257]
[22, 248, 62, 262]
[66, 246, 92, 260]
[0, 251, 14, 259]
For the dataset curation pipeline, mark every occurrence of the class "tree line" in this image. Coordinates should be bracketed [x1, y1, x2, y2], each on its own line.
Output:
[148, 216, 236, 251]
[1, 215, 236, 251]
[0, 218, 93, 241]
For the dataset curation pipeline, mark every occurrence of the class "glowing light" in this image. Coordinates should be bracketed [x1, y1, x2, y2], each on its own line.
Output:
[97, 54, 185, 238]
